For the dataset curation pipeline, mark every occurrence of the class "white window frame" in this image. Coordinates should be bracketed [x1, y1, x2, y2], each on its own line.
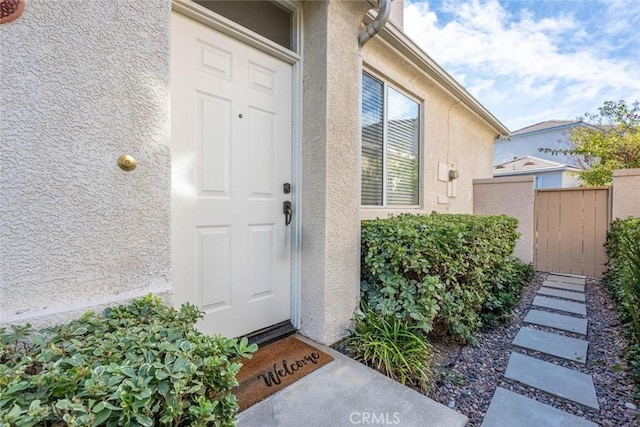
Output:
[361, 71, 422, 208]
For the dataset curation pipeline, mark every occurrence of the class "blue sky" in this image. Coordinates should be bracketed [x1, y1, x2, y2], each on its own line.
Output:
[403, 0, 640, 131]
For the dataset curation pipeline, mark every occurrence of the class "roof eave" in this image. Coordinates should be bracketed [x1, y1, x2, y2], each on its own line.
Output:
[494, 166, 582, 175]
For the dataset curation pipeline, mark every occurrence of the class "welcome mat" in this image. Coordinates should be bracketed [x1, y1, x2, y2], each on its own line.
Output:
[234, 336, 334, 411]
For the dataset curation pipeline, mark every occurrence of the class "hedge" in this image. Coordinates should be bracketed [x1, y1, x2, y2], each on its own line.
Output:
[361, 213, 533, 342]
[0, 295, 256, 427]
[603, 217, 640, 387]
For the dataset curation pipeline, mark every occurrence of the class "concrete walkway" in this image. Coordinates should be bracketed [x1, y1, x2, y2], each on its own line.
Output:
[482, 274, 599, 426]
[237, 335, 468, 427]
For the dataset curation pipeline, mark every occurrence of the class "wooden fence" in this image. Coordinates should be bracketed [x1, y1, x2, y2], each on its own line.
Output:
[534, 188, 610, 277]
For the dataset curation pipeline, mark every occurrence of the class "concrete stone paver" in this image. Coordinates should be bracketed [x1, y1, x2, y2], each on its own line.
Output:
[537, 287, 586, 302]
[483, 271, 599, 425]
[542, 280, 585, 292]
[482, 387, 598, 427]
[533, 296, 586, 315]
[512, 327, 588, 363]
[547, 274, 586, 285]
[505, 352, 599, 409]
[523, 310, 588, 335]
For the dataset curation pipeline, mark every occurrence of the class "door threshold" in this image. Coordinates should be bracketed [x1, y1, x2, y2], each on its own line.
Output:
[243, 320, 296, 347]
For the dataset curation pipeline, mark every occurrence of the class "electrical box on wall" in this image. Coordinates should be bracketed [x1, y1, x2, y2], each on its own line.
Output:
[439, 161, 460, 182]
[448, 168, 459, 180]
[439, 161, 459, 198]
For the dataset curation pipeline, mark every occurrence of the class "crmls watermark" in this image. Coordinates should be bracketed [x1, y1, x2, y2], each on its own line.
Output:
[349, 412, 401, 425]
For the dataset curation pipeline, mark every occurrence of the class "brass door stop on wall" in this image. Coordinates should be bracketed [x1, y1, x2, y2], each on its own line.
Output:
[118, 155, 137, 171]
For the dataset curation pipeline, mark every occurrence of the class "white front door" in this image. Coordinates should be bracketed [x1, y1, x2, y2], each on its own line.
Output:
[171, 11, 293, 338]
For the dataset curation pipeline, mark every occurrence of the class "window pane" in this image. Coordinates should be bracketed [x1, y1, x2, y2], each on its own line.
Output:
[386, 87, 419, 205]
[361, 74, 384, 206]
[195, 1, 293, 50]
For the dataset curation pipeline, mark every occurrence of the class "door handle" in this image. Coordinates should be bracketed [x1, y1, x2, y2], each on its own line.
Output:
[283, 201, 293, 226]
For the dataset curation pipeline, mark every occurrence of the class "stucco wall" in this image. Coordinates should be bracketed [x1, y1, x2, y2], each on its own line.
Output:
[360, 36, 497, 220]
[0, 0, 172, 327]
[302, 0, 500, 344]
[473, 176, 535, 263]
[612, 168, 640, 219]
[301, 0, 370, 345]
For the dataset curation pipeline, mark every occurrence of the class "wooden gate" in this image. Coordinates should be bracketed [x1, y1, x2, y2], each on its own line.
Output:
[534, 188, 610, 277]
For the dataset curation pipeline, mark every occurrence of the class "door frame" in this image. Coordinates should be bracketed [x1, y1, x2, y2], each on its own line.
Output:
[171, 0, 304, 330]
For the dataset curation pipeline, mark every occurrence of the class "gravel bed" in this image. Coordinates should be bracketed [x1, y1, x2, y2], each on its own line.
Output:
[427, 272, 639, 426]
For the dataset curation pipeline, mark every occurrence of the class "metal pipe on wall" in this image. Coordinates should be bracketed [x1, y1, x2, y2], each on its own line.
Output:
[358, 0, 391, 47]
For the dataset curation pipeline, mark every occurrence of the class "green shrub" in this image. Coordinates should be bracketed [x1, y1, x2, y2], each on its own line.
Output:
[481, 258, 535, 326]
[603, 217, 640, 388]
[345, 306, 433, 391]
[0, 295, 257, 427]
[361, 213, 522, 341]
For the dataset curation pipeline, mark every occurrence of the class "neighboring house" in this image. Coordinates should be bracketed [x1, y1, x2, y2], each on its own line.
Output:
[494, 156, 583, 189]
[1, 0, 508, 345]
[494, 120, 596, 167]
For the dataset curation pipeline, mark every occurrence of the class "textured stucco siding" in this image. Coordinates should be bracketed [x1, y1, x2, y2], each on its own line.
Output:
[299, 2, 499, 344]
[301, 0, 369, 345]
[0, 0, 172, 327]
[360, 36, 497, 221]
[1, 0, 504, 345]
[612, 168, 640, 219]
[473, 176, 536, 264]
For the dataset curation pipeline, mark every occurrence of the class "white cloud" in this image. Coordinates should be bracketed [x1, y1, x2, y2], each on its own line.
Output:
[403, 0, 640, 130]
[601, 0, 640, 37]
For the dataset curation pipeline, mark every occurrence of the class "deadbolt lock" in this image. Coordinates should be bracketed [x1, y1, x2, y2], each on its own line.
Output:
[283, 183, 291, 194]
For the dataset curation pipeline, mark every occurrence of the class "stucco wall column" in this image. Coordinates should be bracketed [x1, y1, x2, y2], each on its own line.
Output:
[612, 168, 640, 219]
[473, 176, 536, 264]
[301, 0, 369, 344]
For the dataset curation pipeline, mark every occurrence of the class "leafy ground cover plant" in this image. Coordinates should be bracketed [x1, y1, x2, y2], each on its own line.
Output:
[603, 217, 640, 390]
[361, 213, 527, 342]
[0, 295, 257, 426]
[345, 305, 433, 392]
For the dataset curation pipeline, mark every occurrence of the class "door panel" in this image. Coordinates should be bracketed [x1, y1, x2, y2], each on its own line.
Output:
[198, 226, 231, 310]
[171, 12, 292, 337]
[199, 93, 231, 195]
